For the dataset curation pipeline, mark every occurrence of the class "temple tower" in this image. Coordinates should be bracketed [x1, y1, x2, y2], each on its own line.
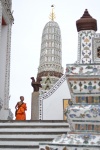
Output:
[76, 9, 97, 64]
[0, 0, 14, 120]
[40, 9, 100, 150]
[37, 5, 63, 94]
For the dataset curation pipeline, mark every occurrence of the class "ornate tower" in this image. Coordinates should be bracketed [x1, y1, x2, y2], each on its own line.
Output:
[39, 9, 100, 150]
[37, 5, 63, 93]
[0, 0, 14, 120]
[76, 9, 97, 64]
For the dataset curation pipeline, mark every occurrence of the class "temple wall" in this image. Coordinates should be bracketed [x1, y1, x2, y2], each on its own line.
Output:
[42, 79, 71, 120]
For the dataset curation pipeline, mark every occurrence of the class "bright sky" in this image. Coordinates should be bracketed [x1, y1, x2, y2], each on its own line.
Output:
[10, 0, 100, 120]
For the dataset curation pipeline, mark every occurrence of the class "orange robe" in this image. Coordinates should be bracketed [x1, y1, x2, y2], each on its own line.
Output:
[15, 102, 27, 120]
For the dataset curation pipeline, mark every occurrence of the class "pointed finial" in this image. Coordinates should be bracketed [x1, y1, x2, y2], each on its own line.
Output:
[49, 5, 56, 21]
[76, 9, 97, 32]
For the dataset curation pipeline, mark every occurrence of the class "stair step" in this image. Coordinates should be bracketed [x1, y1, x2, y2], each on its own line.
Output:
[0, 145, 39, 149]
[0, 149, 38, 150]
[0, 134, 65, 139]
[0, 131, 67, 134]
[0, 123, 68, 126]
[0, 120, 69, 150]
[0, 141, 50, 146]
[0, 120, 68, 124]
[0, 128, 69, 132]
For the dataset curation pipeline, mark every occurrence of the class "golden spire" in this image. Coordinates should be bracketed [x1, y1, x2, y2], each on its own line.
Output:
[49, 5, 56, 21]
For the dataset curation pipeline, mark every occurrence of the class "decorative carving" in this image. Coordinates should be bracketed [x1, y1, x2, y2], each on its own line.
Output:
[97, 46, 100, 58]
[1, 0, 14, 24]
[37, 71, 63, 78]
[39, 9, 100, 150]
[31, 77, 42, 92]
[38, 17, 63, 87]
[78, 30, 95, 64]
[93, 37, 100, 62]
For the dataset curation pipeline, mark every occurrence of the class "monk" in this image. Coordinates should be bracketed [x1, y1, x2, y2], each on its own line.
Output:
[15, 96, 27, 120]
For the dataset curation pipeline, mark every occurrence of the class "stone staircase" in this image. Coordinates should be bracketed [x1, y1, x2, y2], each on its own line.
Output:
[0, 120, 69, 150]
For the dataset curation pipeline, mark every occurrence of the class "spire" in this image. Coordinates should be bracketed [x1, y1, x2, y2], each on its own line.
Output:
[49, 5, 56, 21]
[76, 9, 97, 32]
[81, 9, 92, 18]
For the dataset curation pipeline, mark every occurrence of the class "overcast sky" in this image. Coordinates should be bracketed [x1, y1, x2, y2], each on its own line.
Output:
[10, 0, 100, 120]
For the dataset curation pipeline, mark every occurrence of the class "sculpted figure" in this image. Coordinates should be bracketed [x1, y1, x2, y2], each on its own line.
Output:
[31, 77, 42, 92]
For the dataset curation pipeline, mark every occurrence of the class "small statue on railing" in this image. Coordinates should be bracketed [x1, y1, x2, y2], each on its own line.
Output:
[31, 76, 42, 92]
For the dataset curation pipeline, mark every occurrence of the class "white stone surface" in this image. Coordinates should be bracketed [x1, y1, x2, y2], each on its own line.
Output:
[0, 0, 13, 120]
[0, 134, 65, 139]
[0, 122, 69, 126]
[0, 128, 70, 133]
[42, 79, 71, 120]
